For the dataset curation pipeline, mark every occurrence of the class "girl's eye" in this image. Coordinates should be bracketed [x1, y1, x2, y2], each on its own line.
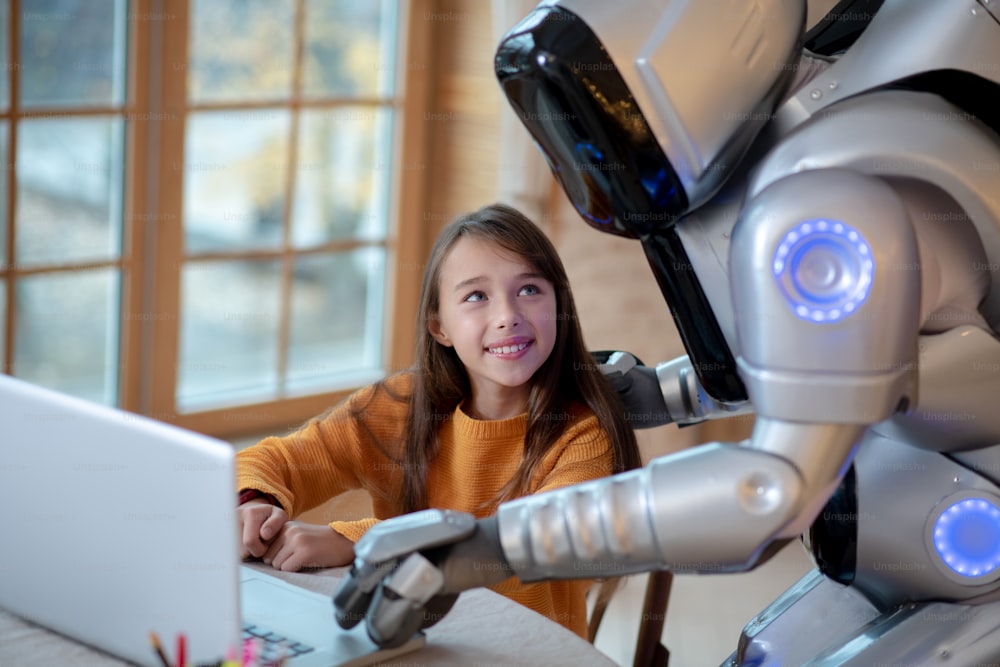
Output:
[519, 284, 540, 296]
[464, 291, 486, 302]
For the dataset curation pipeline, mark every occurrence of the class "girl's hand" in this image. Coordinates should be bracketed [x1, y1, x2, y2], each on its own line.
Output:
[238, 500, 289, 560]
[262, 521, 356, 572]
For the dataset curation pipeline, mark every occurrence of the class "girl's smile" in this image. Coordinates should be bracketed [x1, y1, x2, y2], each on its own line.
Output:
[485, 336, 534, 358]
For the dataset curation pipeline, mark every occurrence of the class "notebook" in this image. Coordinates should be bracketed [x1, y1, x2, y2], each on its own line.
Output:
[0, 373, 424, 667]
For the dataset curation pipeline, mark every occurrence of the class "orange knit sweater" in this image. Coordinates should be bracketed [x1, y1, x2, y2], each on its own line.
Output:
[236, 372, 615, 638]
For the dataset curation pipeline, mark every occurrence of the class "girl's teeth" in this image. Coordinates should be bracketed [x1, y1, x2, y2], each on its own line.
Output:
[492, 343, 527, 354]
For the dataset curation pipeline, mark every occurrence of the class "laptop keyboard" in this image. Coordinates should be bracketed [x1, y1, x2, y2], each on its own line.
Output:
[242, 622, 316, 663]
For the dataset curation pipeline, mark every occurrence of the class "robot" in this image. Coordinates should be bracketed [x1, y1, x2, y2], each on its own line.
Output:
[334, 0, 1000, 663]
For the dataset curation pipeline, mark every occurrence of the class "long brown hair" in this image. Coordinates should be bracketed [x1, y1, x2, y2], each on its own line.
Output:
[376, 203, 641, 512]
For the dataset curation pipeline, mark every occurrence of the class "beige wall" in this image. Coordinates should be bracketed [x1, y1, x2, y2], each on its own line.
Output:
[420, 0, 505, 230]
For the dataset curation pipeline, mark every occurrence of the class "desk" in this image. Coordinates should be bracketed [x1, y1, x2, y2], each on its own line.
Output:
[0, 562, 616, 667]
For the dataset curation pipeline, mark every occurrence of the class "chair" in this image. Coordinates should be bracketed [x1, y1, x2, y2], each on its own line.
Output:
[588, 570, 673, 667]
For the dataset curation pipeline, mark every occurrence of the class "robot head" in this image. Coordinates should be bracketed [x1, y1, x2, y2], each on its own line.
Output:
[495, 0, 806, 237]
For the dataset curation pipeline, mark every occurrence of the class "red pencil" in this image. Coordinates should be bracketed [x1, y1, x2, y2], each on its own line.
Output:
[176, 633, 186, 667]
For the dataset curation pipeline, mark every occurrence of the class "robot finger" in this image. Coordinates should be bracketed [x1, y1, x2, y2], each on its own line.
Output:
[365, 552, 445, 647]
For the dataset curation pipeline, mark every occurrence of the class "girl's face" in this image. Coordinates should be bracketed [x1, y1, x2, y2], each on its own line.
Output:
[429, 235, 558, 419]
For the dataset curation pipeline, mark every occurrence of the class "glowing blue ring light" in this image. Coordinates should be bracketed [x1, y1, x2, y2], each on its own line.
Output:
[772, 219, 874, 323]
[927, 491, 1000, 585]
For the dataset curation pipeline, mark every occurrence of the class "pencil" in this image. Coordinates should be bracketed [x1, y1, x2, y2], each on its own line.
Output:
[220, 643, 240, 667]
[149, 631, 171, 667]
[176, 632, 186, 667]
[242, 636, 258, 666]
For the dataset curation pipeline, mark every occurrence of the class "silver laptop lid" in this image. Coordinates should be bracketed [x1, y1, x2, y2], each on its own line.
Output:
[0, 373, 242, 666]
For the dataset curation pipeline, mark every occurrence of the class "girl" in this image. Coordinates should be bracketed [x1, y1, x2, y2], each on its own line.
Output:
[236, 202, 641, 638]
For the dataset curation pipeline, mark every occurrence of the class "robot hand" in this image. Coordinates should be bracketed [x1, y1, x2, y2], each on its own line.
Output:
[593, 350, 672, 427]
[332, 509, 513, 648]
[596, 349, 752, 428]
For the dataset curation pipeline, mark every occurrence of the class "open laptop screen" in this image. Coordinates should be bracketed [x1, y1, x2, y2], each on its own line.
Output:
[0, 373, 242, 666]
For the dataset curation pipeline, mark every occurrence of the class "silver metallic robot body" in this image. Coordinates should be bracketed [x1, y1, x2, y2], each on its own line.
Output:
[336, 1, 1000, 663]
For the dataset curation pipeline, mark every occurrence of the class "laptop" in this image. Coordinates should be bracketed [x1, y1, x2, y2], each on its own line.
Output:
[0, 373, 425, 667]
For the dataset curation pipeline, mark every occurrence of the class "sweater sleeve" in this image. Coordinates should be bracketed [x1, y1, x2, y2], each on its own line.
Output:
[532, 412, 616, 495]
[329, 517, 381, 542]
[236, 375, 410, 518]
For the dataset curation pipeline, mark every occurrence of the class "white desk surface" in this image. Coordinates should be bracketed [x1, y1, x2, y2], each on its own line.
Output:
[0, 561, 617, 667]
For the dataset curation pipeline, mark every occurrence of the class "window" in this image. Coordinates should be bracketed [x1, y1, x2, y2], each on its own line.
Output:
[1, 0, 428, 437]
[1, 1, 127, 406]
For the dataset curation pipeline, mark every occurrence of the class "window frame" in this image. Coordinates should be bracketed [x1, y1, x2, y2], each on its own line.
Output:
[142, 0, 432, 438]
[1, 0, 146, 408]
[1, 0, 431, 438]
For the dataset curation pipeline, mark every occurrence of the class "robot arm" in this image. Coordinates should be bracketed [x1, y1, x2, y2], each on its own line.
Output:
[498, 424, 855, 580]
